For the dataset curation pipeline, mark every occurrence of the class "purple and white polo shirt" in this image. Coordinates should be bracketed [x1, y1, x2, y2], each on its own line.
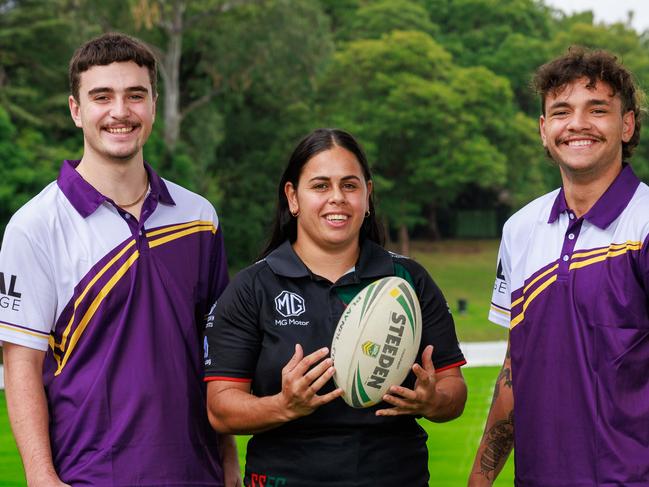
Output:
[0, 160, 229, 486]
[489, 164, 649, 487]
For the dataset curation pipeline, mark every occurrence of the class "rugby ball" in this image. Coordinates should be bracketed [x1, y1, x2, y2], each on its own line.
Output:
[331, 276, 422, 408]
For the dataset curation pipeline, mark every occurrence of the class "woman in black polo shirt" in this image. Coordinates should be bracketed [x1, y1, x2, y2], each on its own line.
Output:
[205, 128, 467, 486]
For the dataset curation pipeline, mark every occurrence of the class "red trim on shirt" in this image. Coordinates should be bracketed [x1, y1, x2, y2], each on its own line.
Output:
[204, 376, 252, 383]
[435, 359, 467, 373]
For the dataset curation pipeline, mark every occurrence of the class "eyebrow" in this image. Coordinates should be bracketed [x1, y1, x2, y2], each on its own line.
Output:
[87, 86, 149, 96]
[548, 98, 611, 111]
[308, 175, 362, 183]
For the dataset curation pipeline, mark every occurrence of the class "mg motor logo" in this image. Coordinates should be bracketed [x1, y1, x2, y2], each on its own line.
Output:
[275, 291, 305, 317]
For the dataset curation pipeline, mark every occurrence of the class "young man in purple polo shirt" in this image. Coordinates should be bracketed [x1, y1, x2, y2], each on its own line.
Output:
[469, 48, 648, 486]
[0, 33, 240, 485]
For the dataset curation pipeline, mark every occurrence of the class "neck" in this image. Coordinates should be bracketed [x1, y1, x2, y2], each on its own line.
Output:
[76, 153, 148, 219]
[560, 162, 622, 218]
[292, 239, 360, 283]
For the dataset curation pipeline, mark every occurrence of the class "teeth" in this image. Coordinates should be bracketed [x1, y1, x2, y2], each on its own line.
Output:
[326, 214, 348, 222]
[567, 139, 593, 147]
[107, 127, 134, 134]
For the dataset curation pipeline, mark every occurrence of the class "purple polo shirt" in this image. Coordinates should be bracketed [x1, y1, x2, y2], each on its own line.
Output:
[489, 164, 649, 486]
[0, 160, 229, 485]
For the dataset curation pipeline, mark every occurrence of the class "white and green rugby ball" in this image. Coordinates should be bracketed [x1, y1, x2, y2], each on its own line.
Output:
[331, 276, 422, 408]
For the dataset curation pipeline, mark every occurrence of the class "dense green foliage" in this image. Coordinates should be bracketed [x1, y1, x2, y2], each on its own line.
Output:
[1, 0, 648, 266]
[0, 366, 516, 485]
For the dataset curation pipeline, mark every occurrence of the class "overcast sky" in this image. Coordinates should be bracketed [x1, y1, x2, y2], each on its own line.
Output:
[543, 0, 649, 32]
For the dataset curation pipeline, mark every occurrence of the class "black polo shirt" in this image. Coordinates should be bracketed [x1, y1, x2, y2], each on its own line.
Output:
[205, 240, 465, 487]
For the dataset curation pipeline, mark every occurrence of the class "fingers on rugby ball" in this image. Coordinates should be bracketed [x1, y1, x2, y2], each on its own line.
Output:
[331, 276, 422, 408]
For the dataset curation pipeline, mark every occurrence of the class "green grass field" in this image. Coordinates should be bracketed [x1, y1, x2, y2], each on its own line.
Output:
[1, 240, 514, 485]
[0, 367, 514, 485]
[410, 239, 507, 342]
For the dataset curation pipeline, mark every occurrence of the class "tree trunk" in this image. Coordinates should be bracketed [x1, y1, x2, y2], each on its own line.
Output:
[160, 0, 185, 152]
[426, 204, 441, 241]
[383, 216, 391, 247]
[398, 223, 410, 257]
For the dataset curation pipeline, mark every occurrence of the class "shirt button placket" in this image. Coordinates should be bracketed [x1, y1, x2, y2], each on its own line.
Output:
[558, 214, 582, 279]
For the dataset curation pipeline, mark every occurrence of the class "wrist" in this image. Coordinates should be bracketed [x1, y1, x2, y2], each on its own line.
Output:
[26, 469, 62, 487]
[270, 392, 296, 423]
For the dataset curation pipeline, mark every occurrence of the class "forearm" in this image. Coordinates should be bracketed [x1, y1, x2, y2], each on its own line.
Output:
[207, 386, 294, 435]
[3, 344, 64, 486]
[217, 433, 241, 486]
[424, 374, 467, 422]
[468, 355, 514, 485]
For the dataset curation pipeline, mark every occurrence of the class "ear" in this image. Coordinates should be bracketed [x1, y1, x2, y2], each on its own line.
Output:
[151, 93, 158, 123]
[622, 110, 635, 143]
[69, 95, 83, 128]
[285, 181, 298, 215]
[366, 179, 373, 210]
[539, 115, 547, 147]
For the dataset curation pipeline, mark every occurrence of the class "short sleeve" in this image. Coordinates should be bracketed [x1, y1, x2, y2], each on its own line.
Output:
[489, 229, 511, 328]
[399, 259, 466, 372]
[207, 213, 229, 303]
[0, 222, 56, 350]
[641, 231, 649, 296]
[204, 267, 261, 381]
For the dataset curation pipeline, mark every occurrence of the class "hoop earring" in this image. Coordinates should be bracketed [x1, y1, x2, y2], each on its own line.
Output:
[291, 209, 300, 218]
[365, 210, 370, 218]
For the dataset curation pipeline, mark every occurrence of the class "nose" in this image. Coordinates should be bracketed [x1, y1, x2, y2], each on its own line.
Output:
[566, 109, 592, 132]
[329, 185, 346, 204]
[110, 98, 130, 119]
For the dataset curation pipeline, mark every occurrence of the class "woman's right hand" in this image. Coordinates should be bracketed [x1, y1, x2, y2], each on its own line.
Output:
[278, 344, 343, 420]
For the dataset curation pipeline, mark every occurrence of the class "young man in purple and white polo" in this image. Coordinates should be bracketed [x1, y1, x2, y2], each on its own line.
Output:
[468, 48, 649, 486]
[0, 33, 240, 486]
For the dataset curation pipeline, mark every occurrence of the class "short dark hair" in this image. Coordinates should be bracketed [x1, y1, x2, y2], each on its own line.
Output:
[69, 32, 157, 101]
[533, 46, 643, 160]
[260, 128, 384, 258]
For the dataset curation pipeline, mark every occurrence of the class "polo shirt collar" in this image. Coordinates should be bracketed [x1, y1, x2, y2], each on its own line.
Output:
[57, 159, 175, 218]
[547, 163, 640, 229]
[265, 241, 310, 278]
[265, 239, 394, 280]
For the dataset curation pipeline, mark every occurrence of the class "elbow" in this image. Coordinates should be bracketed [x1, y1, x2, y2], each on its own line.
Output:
[207, 407, 236, 434]
[446, 394, 467, 421]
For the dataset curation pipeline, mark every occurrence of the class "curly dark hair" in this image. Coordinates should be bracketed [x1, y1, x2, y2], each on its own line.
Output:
[533, 46, 643, 160]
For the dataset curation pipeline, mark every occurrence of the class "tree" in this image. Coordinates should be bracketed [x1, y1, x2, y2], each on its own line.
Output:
[336, 0, 438, 41]
[318, 30, 511, 253]
[212, 0, 335, 267]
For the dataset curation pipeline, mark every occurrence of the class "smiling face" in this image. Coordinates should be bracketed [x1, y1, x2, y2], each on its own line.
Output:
[69, 61, 156, 165]
[285, 145, 372, 254]
[539, 77, 635, 181]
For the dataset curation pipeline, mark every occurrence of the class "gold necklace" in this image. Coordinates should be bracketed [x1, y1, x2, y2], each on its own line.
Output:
[116, 178, 149, 208]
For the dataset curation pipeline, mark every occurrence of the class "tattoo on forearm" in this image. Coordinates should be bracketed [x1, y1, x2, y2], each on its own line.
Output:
[479, 411, 514, 478]
[492, 367, 512, 401]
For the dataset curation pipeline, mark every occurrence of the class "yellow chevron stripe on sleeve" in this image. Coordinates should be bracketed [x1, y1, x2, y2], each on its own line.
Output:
[490, 305, 511, 317]
[0, 322, 49, 339]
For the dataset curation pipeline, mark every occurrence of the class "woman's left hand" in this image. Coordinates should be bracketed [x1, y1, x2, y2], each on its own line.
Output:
[375, 345, 440, 417]
[375, 345, 466, 421]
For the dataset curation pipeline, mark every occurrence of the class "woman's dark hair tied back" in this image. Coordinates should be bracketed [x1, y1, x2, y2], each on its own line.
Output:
[260, 128, 384, 258]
